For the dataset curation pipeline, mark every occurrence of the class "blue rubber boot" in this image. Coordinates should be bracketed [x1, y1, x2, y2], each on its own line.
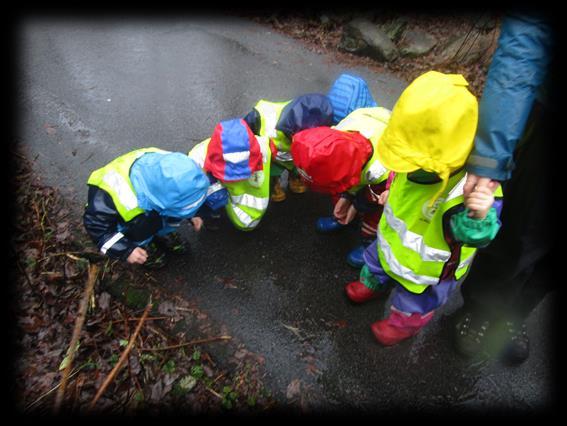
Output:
[315, 216, 345, 233]
[346, 238, 373, 269]
[346, 245, 366, 268]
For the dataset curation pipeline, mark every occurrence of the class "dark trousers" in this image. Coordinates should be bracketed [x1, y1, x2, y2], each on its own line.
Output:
[461, 101, 555, 321]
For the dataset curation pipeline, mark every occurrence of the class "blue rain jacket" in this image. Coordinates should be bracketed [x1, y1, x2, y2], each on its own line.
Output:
[466, 14, 553, 181]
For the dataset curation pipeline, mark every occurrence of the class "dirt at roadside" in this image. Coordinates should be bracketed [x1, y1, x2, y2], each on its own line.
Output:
[247, 11, 501, 97]
[10, 147, 275, 414]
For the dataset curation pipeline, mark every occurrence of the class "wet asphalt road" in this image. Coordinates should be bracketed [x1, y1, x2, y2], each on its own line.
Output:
[17, 14, 558, 414]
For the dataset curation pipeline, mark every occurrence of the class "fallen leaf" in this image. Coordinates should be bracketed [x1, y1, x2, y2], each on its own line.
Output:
[305, 363, 321, 376]
[234, 349, 248, 360]
[286, 378, 301, 399]
[44, 123, 57, 135]
[158, 301, 177, 316]
[332, 319, 348, 329]
[98, 292, 111, 311]
[178, 375, 197, 392]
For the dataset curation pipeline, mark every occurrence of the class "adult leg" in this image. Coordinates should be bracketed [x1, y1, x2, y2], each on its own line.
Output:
[455, 103, 554, 362]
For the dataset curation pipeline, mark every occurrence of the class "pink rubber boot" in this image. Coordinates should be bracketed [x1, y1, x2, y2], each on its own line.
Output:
[371, 309, 434, 346]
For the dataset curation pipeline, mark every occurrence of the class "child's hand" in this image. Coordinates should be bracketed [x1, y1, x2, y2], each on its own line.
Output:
[333, 197, 352, 223]
[127, 247, 148, 264]
[463, 173, 500, 198]
[190, 216, 204, 232]
[339, 204, 358, 225]
[465, 186, 495, 219]
[377, 190, 389, 206]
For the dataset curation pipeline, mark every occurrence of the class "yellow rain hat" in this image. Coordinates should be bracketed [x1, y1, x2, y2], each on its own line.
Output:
[377, 71, 478, 204]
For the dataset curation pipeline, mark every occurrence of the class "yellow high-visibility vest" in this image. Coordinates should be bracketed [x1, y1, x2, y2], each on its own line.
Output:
[87, 147, 165, 222]
[377, 170, 503, 294]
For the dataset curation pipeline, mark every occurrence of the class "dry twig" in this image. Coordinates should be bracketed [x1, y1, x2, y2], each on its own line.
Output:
[88, 302, 153, 410]
[53, 263, 99, 413]
[139, 335, 232, 352]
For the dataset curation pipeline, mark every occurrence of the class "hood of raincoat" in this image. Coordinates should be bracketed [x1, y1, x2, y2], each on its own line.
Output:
[327, 73, 378, 124]
[276, 93, 334, 137]
[204, 118, 263, 182]
[291, 126, 373, 194]
[130, 152, 210, 218]
[378, 71, 478, 205]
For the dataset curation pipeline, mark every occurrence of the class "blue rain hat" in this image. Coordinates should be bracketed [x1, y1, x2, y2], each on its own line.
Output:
[277, 93, 334, 137]
[327, 73, 378, 124]
[130, 152, 210, 219]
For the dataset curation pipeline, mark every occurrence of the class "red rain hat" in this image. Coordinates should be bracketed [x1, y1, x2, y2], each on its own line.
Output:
[291, 127, 373, 194]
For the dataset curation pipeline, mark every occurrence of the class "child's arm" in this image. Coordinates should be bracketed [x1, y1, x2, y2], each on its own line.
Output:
[333, 196, 356, 225]
[450, 186, 501, 247]
[83, 186, 144, 262]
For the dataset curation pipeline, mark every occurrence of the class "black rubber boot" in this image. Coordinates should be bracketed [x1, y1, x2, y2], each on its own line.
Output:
[453, 310, 492, 360]
[496, 320, 530, 365]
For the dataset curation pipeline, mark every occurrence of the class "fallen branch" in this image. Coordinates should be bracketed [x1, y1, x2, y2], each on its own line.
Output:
[139, 335, 232, 352]
[53, 263, 99, 414]
[88, 302, 153, 410]
[110, 316, 169, 324]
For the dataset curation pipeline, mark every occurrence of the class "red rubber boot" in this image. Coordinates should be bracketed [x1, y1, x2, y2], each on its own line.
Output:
[371, 310, 434, 346]
[345, 281, 381, 304]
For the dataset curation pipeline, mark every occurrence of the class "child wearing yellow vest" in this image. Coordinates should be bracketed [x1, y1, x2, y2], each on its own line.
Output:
[188, 118, 275, 232]
[344, 71, 503, 346]
[83, 149, 226, 269]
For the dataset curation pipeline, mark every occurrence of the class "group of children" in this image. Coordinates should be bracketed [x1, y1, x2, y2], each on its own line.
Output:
[83, 70, 503, 347]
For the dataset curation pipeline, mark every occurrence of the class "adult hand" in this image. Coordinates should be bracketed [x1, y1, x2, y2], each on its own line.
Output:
[190, 216, 204, 232]
[127, 247, 148, 264]
[463, 173, 500, 198]
[333, 197, 352, 223]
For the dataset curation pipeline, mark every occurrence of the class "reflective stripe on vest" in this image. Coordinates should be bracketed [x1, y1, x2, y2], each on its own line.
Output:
[209, 135, 271, 231]
[224, 136, 272, 230]
[189, 136, 272, 230]
[87, 147, 165, 222]
[102, 170, 139, 211]
[377, 171, 470, 293]
[229, 205, 260, 229]
[377, 231, 440, 286]
[255, 100, 292, 152]
[230, 193, 269, 210]
[383, 203, 451, 262]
